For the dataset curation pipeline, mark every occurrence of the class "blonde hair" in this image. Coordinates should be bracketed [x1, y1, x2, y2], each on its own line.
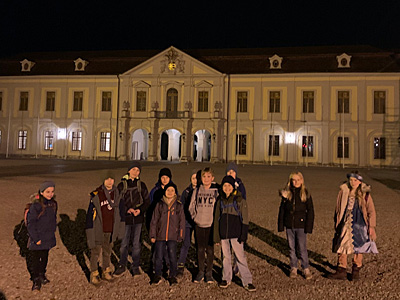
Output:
[286, 171, 307, 202]
[201, 167, 214, 177]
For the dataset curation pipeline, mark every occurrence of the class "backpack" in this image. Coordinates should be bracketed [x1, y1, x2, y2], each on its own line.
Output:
[122, 179, 144, 208]
[220, 195, 243, 223]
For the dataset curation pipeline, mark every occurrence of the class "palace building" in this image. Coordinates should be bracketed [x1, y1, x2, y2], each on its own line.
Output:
[0, 45, 399, 167]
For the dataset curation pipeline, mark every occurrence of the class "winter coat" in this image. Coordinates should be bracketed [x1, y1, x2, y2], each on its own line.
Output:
[180, 184, 196, 228]
[119, 177, 150, 225]
[150, 196, 185, 242]
[278, 187, 314, 233]
[85, 185, 125, 249]
[27, 198, 57, 250]
[235, 177, 247, 200]
[334, 182, 376, 230]
[214, 190, 249, 243]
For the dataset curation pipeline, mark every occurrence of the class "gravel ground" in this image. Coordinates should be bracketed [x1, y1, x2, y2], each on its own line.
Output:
[0, 161, 399, 300]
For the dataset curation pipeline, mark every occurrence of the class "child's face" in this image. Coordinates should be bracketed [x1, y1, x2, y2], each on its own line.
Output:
[161, 175, 170, 187]
[201, 172, 214, 187]
[291, 174, 303, 188]
[104, 178, 115, 190]
[349, 177, 361, 189]
[223, 183, 233, 196]
[165, 186, 176, 198]
[41, 187, 55, 200]
[227, 169, 236, 179]
[128, 167, 140, 179]
[190, 173, 197, 187]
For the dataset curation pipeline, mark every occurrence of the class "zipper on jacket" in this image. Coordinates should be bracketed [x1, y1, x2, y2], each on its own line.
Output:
[166, 206, 170, 241]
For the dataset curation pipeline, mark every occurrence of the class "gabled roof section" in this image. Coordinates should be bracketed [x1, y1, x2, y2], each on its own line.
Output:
[121, 46, 223, 76]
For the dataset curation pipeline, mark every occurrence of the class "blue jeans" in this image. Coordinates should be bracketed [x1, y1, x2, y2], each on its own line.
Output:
[286, 228, 309, 269]
[155, 240, 177, 277]
[221, 239, 253, 286]
[119, 223, 142, 270]
[178, 226, 193, 266]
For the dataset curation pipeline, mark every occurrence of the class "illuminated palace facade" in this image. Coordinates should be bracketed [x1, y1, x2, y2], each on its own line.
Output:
[0, 46, 399, 167]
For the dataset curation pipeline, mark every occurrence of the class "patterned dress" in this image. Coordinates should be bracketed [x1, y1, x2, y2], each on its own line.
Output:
[334, 196, 378, 254]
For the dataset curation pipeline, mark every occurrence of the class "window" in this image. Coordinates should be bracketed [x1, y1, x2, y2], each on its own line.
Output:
[100, 132, 111, 152]
[72, 131, 82, 151]
[18, 130, 27, 150]
[198, 91, 209, 112]
[268, 135, 280, 156]
[102, 91, 112, 112]
[136, 91, 146, 112]
[236, 134, 247, 155]
[338, 91, 349, 113]
[302, 136, 314, 157]
[269, 91, 280, 113]
[0, 91, 2, 111]
[46, 91, 55, 111]
[44, 131, 54, 150]
[302, 91, 314, 113]
[237, 91, 248, 113]
[337, 136, 349, 158]
[374, 91, 386, 114]
[374, 137, 386, 159]
[19, 92, 29, 111]
[73, 91, 83, 111]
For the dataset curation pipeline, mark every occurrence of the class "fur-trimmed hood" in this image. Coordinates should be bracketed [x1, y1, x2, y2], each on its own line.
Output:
[339, 182, 371, 194]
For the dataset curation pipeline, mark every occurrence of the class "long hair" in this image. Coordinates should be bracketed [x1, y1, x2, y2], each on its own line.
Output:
[347, 170, 364, 206]
[286, 171, 307, 202]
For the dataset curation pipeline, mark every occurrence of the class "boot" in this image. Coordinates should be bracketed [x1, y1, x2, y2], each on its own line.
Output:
[31, 278, 41, 292]
[327, 266, 347, 280]
[90, 270, 101, 285]
[351, 264, 360, 281]
[102, 267, 113, 281]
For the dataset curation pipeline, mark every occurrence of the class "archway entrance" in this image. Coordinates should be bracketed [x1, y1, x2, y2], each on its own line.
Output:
[160, 129, 181, 161]
[193, 130, 211, 162]
[131, 129, 149, 160]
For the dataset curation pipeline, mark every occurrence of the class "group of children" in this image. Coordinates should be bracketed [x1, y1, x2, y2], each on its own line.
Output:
[24, 163, 378, 293]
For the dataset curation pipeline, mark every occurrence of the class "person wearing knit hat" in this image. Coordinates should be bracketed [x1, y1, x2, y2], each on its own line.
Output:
[221, 175, 236, 191]
[114, 160, 150, 277]
[176, 168, 200, 278]
[225, 162, 246, 200]
[27, 181, 58, 292]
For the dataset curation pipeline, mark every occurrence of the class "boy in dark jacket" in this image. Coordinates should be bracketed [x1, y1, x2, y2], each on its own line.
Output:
[214, 176, 256, 292]
[150, 182, 185, 285]
[85, 171, 125, 285]
[114, 162, 150, 277]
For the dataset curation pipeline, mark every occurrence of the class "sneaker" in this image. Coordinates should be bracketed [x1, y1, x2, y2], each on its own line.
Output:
[102, 267, 113, 281]
[244, 283, 256, 292]
[152, 275, 162, 285]
[113, 264, 126, 277]
[205, 274, 214, 284]
[176, 264, 184, 279]
[218, 280, 231, 289]
[304, 268, 312, 280]
[32, 279, 41, 292]
[90, 271, 101, 285]
[194, 271, 204, 283]
[289, 267, 298, 278]
[169, 277, 178, 286]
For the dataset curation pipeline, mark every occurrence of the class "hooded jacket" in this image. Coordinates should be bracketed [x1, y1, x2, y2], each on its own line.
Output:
[150, 195, 185, 242]
[85, 185, 125, 249]
[334, 182, 376, 230]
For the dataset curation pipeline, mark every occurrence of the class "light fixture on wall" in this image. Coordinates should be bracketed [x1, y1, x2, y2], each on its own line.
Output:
[148, 132, 152, 141]
[119, 132, 123, 140]
[212, 133, 216, 141]
[182, 133, 186, 142]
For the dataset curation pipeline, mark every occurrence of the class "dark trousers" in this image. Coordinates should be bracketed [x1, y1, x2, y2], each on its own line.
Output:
[31, 249, 49, 280]
[154, 241, 177, 277]
[178, 226, 193, 266]
[195, 226, 214, 275]
[119, 223, 142, 271]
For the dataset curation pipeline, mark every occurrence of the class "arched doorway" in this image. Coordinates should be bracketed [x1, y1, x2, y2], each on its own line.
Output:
[193, 130, 211, 161]
[160, 129, 181, 161]
[131, 129, 149, 160]
[166, 88, 178, 118]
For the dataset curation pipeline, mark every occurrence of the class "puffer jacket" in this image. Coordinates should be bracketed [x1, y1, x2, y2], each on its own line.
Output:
[278, 187, 314, 233]
[150, 196, 185, 242]
[85, 185, 125, 249]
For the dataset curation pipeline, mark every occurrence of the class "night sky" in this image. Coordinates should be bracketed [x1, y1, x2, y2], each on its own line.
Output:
[1, 1, 400, 57]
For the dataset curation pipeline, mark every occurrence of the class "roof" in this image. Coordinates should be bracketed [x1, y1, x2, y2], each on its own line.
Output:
[0, 45, 399, 76]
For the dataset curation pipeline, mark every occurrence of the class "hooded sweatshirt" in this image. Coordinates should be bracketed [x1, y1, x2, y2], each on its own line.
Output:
[189, 183, 219, 228]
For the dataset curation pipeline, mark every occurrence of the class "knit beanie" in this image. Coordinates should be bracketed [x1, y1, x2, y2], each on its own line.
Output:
[40, 181, 56, 192]
[221, 175, 236, 190]
[128, 161, 142, 172]
[226, 162, 238, 176]
[101, 170, 116, 182]
[159, 168, 172, 180]
[163, 182, 177, 195]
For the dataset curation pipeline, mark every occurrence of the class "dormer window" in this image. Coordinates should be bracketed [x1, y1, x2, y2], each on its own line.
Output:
[269, 54, 283, 69]
[20, 59, 35, 72]
[74, 58, 89, 71]
[336, 53, 351, 68]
